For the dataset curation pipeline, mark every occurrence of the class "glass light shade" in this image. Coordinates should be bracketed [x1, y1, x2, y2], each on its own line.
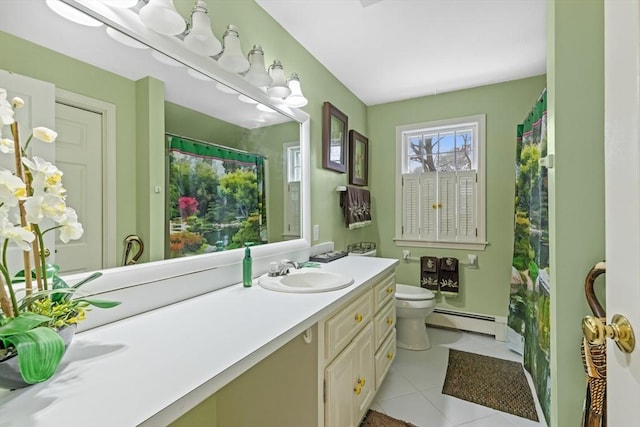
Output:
[46, 0, 103, 27]
[183, 1, 222, 56]
[244, 45, 272, 87]
[267, 60, 291, 98]
[106, 27, 148, 49]
[139, 0, 186, 36]
[99, 0, 139, 8]
[285, 73, 308, 107]
[217, 25, 250, 73]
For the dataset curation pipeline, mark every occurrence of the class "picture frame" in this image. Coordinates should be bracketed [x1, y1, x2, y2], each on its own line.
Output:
[348, 130, 369, 186]
[322, 101, 348, 173]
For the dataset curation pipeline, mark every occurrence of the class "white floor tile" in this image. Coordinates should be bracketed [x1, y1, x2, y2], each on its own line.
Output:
[370, 327, 549, 427]
[377, 391, 454, 427]
[421, 387, 497, 425]
[456, 413, 520, 427]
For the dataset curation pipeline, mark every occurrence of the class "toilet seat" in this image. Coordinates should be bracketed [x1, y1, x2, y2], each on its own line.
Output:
[395, 284, 435, 300]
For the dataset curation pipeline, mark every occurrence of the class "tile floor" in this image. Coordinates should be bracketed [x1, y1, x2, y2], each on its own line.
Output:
[368, 327, 549, 427]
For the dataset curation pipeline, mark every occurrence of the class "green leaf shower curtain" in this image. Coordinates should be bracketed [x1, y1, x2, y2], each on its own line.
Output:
[167, 135, 267, 258]
[508, 90, 550, 424]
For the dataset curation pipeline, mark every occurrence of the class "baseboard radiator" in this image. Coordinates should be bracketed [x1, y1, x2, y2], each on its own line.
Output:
[427, 308, 507, 341]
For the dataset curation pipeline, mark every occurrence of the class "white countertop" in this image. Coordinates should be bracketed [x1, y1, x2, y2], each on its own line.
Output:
[0, 256, 398, 427]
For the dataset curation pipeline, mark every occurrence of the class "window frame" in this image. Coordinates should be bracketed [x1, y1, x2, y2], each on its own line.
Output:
[394, 114, 488, 250]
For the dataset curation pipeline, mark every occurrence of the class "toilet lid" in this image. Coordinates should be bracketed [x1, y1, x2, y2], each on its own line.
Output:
[395, 284, 435, 300]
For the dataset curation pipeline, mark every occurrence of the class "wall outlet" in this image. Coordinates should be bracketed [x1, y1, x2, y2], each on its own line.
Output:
[313, 224, 319, 241]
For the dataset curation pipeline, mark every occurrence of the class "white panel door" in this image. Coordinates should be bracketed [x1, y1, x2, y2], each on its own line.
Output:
[0, 70, 56, 274]
[54, 103, 103, 274]
[604, 1, 640, 424]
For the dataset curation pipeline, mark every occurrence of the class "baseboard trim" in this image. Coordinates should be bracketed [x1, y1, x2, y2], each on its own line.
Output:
[428, 308, 507, 341]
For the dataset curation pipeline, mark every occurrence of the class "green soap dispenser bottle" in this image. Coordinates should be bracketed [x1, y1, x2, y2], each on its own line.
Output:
[243, 243, 253, 287]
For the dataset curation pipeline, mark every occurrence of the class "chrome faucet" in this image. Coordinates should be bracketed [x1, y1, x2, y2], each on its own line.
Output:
[268, 259, 300, 277]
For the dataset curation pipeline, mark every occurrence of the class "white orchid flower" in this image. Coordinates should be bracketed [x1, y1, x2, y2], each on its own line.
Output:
[32, 127, 57, 143]
[0, 138, 14, 154]
[0, 170, 27, 207]
[22, 156, 63, 193]
[58, 207, 83, 243]
[24, 194, 67, 224]
[12, 97, 24, 109]
[0, 215, 34, 251]
[0, 89, 15, 126]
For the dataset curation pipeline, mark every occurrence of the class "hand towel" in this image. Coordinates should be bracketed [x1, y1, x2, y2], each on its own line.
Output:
[420, 256, 439, 291]
[439, 257, 459, 295]
[340, 186, 372, 229]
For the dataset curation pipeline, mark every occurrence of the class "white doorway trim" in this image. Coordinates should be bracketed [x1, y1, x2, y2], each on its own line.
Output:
[55, 88, 117, 269]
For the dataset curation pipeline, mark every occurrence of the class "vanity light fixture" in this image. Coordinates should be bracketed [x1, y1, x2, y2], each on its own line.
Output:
[244, 45, 272, 88]
[217, 25, 250, 73]
[285, 73, 308, 108]
[46, 0, 103, 27]
[139, 0, 186, 36]
[183, 1, 222, 56]
[266, 60, 291, 99]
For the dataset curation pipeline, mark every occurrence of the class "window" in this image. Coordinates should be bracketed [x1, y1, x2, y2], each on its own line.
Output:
[284, 143, 301, 237]
[395, 114, 487, 250]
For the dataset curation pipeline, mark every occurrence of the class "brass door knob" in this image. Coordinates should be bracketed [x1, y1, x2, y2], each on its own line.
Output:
[582, 313, 635, 353]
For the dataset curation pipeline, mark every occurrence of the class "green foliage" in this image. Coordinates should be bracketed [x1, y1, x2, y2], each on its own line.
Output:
[230, 214, 262, 249]
[0, 268, 119, 385]
[220, 169, 258, 219]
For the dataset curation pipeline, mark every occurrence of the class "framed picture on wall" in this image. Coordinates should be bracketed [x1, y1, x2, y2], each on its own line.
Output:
[322, 101, 348, 173]
[348, 130, 368, 186]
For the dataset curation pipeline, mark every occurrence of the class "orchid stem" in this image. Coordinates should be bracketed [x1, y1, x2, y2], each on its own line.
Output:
[0, 239, 18, 316]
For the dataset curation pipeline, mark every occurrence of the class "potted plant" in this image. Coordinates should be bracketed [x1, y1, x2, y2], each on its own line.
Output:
[0, 88, 119, 389]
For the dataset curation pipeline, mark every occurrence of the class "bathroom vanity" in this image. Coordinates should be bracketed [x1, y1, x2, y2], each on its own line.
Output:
[0, 256, 398, 427]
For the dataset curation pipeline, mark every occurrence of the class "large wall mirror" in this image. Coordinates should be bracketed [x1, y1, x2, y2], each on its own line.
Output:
[0, 0, 310, 279]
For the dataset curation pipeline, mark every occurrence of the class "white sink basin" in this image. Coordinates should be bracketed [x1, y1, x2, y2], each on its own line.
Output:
[258, 268, 354, 293]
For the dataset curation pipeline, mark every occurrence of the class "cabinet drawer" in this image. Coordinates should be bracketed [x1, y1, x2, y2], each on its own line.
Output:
[325, 291, 373, 361]
[374, 300, 395, 349]
[373, 273, 395, 312]
[374, 328, 396, 390]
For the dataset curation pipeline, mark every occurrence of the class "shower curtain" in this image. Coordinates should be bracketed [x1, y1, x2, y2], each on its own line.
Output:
[167, 135, 267, 258]
[507, 89, 550, 424]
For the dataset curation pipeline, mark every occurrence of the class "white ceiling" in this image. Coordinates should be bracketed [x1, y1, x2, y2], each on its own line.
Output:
[255, 0, 546, 106]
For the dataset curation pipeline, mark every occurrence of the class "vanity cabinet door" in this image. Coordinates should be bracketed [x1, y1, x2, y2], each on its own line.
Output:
[325, 322, 374, 427]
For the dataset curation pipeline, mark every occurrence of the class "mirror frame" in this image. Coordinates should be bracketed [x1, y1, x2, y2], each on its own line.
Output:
[54, 0, 311, 328]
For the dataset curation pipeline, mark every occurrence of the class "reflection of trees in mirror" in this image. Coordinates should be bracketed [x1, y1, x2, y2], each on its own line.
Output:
[167, 136, 266, 258]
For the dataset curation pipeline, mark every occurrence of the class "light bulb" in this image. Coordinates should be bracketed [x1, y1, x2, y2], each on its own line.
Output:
[244, 45, 272, 87]
[139, 0, 186, 36]
[285, 73, 308, 107]
[183, 1, 222, 56]
[267, 60, 291, 98]
[217, 25, 250, 73]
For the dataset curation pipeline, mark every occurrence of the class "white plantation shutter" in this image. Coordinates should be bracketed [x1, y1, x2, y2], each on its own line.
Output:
[420, 173, 437, 240]
[286, 181, 301, 236]
[402, 174, 420, 239]
[457, 170, 477, 240]
[438, 172, 457, 240]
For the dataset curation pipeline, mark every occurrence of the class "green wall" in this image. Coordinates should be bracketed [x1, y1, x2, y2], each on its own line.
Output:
[0, 30, 138, 267]
[547, 1, 605, 425]
[367, 76, 547, 317]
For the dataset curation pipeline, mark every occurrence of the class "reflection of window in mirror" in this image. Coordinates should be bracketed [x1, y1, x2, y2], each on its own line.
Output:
[284, 143, 301, 239]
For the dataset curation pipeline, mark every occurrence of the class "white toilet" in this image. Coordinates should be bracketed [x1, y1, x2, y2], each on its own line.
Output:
[395, 284, 436, 350]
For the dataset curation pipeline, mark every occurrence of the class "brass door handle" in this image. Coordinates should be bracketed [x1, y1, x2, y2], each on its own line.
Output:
[582, 313, 635, 353]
